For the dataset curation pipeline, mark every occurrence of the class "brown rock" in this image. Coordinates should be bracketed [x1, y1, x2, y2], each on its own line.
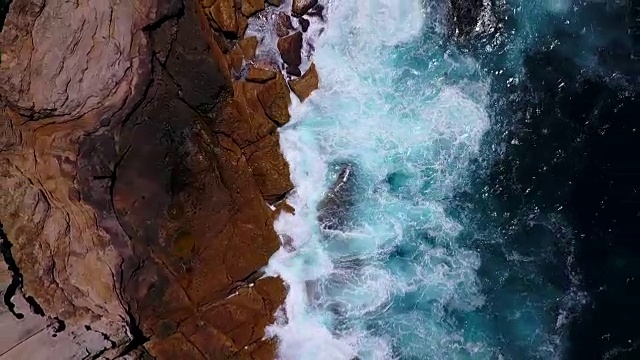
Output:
[237, 11, 249, 38]
[273, 201, 296, 218]
[241, 0, 265, 16]
[267, 0, 283, 6]
[212, 30, 232, 53]
[277, 31, 303, 67]
[243, 133, 294, 203]
[246, 66, 278, 83]
[0, 0, 289, 359]
[292, 0, 318, 17]
[289, 62, 319, 101]
[228, 45, 245, 74]
[219, 81, 278, 147]
[258, 73, 292, 126]
[209, 0, 238, 35]
[274, 11, 294, 37]
[238, 36, 259, 60]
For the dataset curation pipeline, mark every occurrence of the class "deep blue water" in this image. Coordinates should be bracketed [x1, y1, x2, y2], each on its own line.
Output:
[267, 1, 640, 359]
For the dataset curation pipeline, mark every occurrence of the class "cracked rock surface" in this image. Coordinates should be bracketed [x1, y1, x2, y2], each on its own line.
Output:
[0, 0, 293, 358]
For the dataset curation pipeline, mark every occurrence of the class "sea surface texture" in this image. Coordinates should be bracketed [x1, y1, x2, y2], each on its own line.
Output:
[268, 1, 640, 359]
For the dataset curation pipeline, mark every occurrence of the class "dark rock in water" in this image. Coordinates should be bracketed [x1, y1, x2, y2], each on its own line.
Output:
[292, 0, 317, 17]
[299, 16, 310, 32]
[307, 3, 325, 21]
[277, 31, 303, 67]
[317, 162, 359, 231]
[445, 0, 503, 42]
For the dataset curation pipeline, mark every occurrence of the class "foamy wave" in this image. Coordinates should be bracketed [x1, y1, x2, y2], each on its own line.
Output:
[265, 0, 502, 359]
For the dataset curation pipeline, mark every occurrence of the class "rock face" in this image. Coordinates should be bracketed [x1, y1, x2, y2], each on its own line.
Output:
[0, 0, 295, 358]
[289, 63, 319, 101]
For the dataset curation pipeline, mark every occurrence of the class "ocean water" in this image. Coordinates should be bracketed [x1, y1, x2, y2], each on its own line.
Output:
[265, 1, 600, 359]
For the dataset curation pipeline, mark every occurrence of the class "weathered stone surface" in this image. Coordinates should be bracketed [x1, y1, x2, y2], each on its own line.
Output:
[0, 0, 291, 358]
[277, 31, 303, 67]
[307, 3, 325, 20]
[289, 62, 319, 101]
[266, 0, 283, 6]
[239, 36, 259, 60]
[241, 0, 265, 17]
[274, 11, 294, 37]
[244, 134, 294, 203]
[209, 0, 238, 35]
[258, 73, 292, 126]
[218, 81, 278, 147]
[228, 45, 246, 73]
[292, 0, 318, 17]
[246, 66, 278, 83]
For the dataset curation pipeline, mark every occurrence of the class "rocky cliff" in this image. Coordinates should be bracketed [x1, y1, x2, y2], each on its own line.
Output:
[0, 0, 318, 358]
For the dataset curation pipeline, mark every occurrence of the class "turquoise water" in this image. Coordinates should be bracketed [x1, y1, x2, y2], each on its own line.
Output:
[267, 1, 583, 359]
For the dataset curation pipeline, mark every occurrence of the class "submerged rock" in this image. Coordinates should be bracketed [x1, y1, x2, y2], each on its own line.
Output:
[317, 162, 359, 231]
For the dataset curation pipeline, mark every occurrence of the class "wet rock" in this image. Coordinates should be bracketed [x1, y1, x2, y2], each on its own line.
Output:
[277, 31, 303, 67]
[274, 11, 294, 37]
[299, 16, 310, 32]
[317, 162, 359, 230]
[307, 3, 325, 20]
[289, 62, 319, 101]
[238, 36, 259, 59]
[258, 73, 292, 126]
[292, 0, 318, 17]
[209, 0, 238, 35]
[241, 0, 265, 17]
[446, 0, 502, 41]
[267, 0, 283, 6]
[246, 66, 278, 83]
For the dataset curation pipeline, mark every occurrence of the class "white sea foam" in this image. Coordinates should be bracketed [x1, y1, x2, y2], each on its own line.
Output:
[266, 1, 493, 359]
